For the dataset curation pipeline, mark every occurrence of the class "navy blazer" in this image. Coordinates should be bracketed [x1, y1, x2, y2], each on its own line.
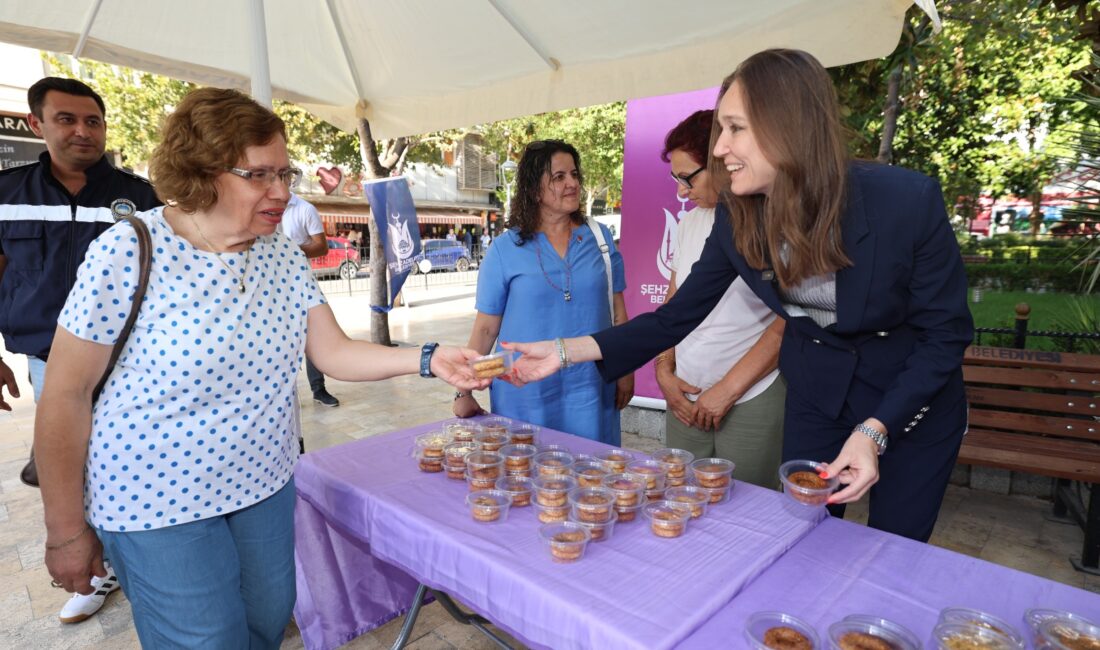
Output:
[594, 162, 974, 439]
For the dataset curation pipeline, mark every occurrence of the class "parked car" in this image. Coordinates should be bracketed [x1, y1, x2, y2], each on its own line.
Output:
[411, 238, 472, 273]
[311, 236, 362, 279]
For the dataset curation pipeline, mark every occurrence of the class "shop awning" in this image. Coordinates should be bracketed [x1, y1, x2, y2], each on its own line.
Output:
[319, 213, 371, 225]
[417, 211, 486, 226]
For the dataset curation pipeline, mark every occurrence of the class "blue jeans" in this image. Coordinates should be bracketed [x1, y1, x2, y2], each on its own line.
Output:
[27, 355, 46, 402]
[97, 479, 296, 649]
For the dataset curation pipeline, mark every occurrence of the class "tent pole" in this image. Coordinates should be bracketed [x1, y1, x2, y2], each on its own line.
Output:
[249, 0, 272, 107]
[72, 0, 104, 59]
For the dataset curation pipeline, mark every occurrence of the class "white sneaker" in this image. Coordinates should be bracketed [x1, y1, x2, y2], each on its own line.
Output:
[58, 568, 120, 624]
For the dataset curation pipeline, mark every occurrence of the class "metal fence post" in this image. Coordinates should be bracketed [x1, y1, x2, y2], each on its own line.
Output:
[1013, 302, 1030, 349]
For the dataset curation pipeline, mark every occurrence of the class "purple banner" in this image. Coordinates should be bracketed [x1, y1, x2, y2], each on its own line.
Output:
[620, 88, 719, 401]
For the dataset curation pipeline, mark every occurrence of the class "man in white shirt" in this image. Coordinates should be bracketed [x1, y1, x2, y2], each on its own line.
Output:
[280, 193, 339, 410]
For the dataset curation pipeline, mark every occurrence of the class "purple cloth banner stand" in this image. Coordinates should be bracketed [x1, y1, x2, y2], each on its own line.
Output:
[364, 176, 420, 312]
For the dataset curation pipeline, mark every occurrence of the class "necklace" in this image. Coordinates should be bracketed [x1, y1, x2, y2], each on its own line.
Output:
[534, 236, 573, 301]
[188, 213, 251, 293]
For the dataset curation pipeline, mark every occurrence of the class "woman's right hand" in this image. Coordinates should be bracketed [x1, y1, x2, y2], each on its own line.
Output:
[45, 526, 107, 595]
[502, 340, 560, 386]
[452, 393, 485, 418]
[655, 365, 700, 427]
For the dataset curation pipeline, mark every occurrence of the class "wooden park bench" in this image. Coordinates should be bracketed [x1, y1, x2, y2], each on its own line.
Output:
[958, 345, 1100, 574]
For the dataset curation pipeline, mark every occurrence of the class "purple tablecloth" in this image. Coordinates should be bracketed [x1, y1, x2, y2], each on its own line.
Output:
[293, 419, 824, 650]
[678, 516, 1100, 648]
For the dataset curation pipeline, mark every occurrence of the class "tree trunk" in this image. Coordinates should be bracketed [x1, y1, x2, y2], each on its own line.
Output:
[877, 64, 903, 165]
[358, 117, 392, 346]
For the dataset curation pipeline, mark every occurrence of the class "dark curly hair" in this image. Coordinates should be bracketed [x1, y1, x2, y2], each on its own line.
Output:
[661, 109, 713, 166]
[506, 139, 584, 243]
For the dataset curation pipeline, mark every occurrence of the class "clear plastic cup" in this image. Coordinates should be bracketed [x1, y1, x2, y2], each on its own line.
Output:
[602, 473, 645, 511]
[568, 487, 616, 524]
[938, 608, 1024, 649]
[626, 459, 668, 492]
[465, 451, 504, 480]
[533, 500, 571, 524]
[537, 443, 571, 453]
[465, 469, 497, 492]
[930, 621, 1020, 650]
[663, 485, 710, 518]
[534, 450, 575, 477]
[653, 448, 695, 487]
[532, 475, 577, 507]
[568, 509, 618, 542]
[412, 431, 452, 459]
[596, 449, 635, 474]
[614, 501, 645, 523]
[465, 489, 512, 523]
[538, 521, 591, 563]
[690, 480, 733, 505]
[474, 430, 510, 453]
[1025, 609, 1098, 649]
[1039, 616, 1100, 650]
[744, 611, 820, 650]
[443, 419, 482, 443]
[494, 475, 534, 507]
[843, 615, 920, 650]
[572, 460, 608, 488]
[443, 441, 482, 480]
[469, 351, 514, 380]
[690, 457, 735, 489]
[480, 415, 512, 436]
[415, 451, 445, 473]
[642, 500, 692, 538]
[779, 460, 839, 507]
[498, 443, 538, 473]
[830, 619, 918, 650]
[508, 422, 540, 446]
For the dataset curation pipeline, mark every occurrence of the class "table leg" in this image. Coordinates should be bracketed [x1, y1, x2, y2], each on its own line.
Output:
[391, 583, 430, 650]
[430, 588, 516, 649]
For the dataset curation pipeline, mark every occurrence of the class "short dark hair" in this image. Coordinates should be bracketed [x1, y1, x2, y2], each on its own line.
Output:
[27, 77, 106, 119]
[661, 109, 713, 166]
[507, 139, 584, 242]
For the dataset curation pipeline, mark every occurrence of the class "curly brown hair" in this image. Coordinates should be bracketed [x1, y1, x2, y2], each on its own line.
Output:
[148, 87, 286, 213]
[506, 139, 584, 243]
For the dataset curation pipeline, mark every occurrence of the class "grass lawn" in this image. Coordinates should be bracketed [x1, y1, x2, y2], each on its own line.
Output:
[967, 290, 1099, 350]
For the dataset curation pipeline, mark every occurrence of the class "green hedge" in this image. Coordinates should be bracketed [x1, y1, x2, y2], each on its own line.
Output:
[965, 263, 1085, 292]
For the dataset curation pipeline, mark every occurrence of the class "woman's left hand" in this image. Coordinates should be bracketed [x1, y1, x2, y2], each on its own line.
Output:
[692, 384, 739, 431]
[430, 346, 493, 392]
[821, 431, 881, 504]
[615, 373, 635, 410]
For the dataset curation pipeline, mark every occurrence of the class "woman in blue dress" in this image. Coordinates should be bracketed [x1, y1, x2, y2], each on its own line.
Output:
[453, 140, 633, 445]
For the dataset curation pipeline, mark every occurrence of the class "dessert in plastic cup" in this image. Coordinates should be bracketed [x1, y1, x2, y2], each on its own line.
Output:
[842, 615, 920, 650]
[626, 459, 668, 492]
[744, 611, 820, 650]
[1025, 609, 1098, 648]
[567, 509, 618, 542]
[568, 487, 616, 524]
[830, 619, 918, 650]
[937, 608, 1024, 649]
[539, 521, 591, 563]
[498, 443, 538, 472]
[465, 451, 504, 477]
[596, 449, 635, 473]
[443, 441, 481, 479]
[469, 351, 514, 379]
[1038, 616, 1100, 650]
[532, 475, 578, 507]
[480, 415, 512, 436]
[654, 448, 695, 487]
[690, 481, 733, 504]
[601, 473, 645, 513]
[534, 450, 575, 477]
[465, 470, 497, 492]
[690, 457, 735, 488]
[533, 500, 570, 524]
[642, 501, 692, 538]
[444, 419, 482, 442]
[494, 475, 534, 507]
[572, 460, 608, 487]
[474, 430, 510, 453]
[412, 430, 452, 458]
[663, 485, 710, 518]
[415, 451, 445, 473]
[508, 422, 540, 445]
[465, 490, 512, 523]
[930, 622, 1021, 650]
[779, 460, 839, 507]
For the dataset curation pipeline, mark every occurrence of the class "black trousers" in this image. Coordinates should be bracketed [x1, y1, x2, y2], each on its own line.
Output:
[306, 358, 326, 394]
[782, 384, 967, 542]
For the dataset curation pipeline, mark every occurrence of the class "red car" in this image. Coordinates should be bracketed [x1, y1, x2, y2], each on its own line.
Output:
[310, 236, 362, 279]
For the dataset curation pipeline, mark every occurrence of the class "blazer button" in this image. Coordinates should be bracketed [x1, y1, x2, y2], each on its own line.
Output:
[876, 331, 889, 337]
[812, 338, 822, 345]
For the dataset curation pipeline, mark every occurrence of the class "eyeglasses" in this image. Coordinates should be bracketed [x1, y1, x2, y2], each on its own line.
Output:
[227, 167, 303, 190]
[670, 166, 705, 190]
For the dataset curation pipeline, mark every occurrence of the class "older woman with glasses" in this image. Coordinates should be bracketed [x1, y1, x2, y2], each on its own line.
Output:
[34, 87, 488, 648]
[453, 139, 633, 445]
[657, 110, 787, 489]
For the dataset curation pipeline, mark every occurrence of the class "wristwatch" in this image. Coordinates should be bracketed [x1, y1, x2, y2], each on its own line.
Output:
[453, 391, 470, 401]
[854, 422, 888, 455]
[419, 342, 439, 378]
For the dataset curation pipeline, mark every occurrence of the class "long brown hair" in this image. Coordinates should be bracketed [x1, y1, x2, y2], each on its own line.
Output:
[708, 49, 851, 288]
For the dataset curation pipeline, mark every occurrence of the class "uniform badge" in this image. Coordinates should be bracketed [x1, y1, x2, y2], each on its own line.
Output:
[110, 199, 137, 221]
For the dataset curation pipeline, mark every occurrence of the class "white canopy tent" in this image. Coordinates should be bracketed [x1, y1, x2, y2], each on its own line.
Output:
[0, 0, 938, 138]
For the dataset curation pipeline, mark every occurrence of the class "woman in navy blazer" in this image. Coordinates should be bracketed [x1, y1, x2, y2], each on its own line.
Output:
[506, 49, 973, 542]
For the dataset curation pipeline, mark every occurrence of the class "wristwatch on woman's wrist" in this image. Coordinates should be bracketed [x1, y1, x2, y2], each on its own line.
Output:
[454, 391, 470, 401]
[854, 422, 888, 455]
[419, 342, 439, 378]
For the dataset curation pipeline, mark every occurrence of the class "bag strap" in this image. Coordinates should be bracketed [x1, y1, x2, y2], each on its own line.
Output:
[585, 217, 614, 323]
[92, 215, 152, 402]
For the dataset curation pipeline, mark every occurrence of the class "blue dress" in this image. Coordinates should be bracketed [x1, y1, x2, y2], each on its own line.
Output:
[477, 223, 626, 445]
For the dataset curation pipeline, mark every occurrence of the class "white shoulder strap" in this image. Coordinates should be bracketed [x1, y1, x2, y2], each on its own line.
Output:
[586, 217, 614, 323]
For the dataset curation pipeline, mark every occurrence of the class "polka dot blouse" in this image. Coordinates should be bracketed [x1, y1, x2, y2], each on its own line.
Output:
[59, 208, 326, 532]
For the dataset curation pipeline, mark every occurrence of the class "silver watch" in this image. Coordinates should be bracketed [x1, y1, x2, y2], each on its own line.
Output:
[854, 423, 888, 455]
[453, 391, 470, 401]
